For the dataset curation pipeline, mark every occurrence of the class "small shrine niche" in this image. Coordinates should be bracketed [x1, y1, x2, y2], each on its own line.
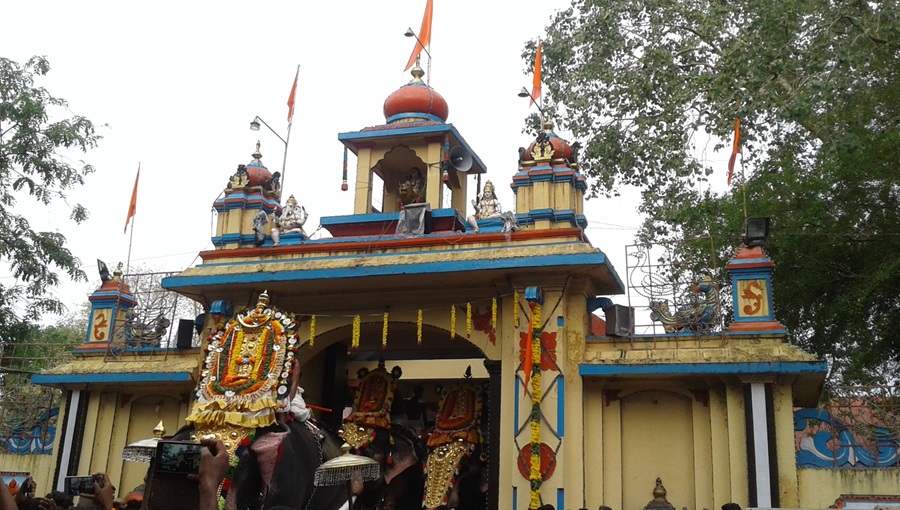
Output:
[338, 62, 486, 219]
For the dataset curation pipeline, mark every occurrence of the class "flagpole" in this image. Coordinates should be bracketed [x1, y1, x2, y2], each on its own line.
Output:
[125, 163, 138, 275]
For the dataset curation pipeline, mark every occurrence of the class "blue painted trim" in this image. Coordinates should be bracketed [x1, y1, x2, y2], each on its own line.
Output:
[557, 375, 565, 437]
[211, 232, 308, 248]
[516, 210, 589, 229]
[32, 372, 194, 385]
[556, 316, 564, 327]
[338, 123, 487, 175]
[557, 488, 564, 510]
[68, 347, 198, 355]
[213, 192, 280, 212]
[512, 487, 517, 510]
[511, 167, 589, 192]
[385, 112, 445, 123]
[578, 361, 828, 376]
[514, 376, 520, 435]
[163, 252, 619, 290]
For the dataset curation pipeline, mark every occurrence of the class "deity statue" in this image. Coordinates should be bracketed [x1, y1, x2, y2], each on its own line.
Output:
[467, 180, 518, 234]
[398, 167, 426, 207]
[252, 209, 268, 247]
[271, 194, 308, 246]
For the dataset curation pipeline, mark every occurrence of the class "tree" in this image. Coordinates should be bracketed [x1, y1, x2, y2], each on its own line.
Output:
[531, 0, 899, 383]
[0, 56, 101, 330]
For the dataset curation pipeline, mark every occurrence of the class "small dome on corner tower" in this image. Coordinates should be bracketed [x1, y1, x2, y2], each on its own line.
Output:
[243, 141, 273, 187]
[383, 62, 449, 124]
[525, 121, 573, 162]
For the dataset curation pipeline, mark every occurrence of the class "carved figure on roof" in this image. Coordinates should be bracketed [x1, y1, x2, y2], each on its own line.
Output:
[252, 209, 268, 246]
[467, 181, 519, 234]
[271, 195, 307, 246]
[230, 164, 250, 189]
[649, 277, 720, 333]
[399, 167, 426, 207]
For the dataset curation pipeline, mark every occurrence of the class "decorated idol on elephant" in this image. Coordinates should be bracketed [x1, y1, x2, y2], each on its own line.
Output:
[147, 292, 349, 510]
[422, 374, 488, 510]
[337, 361, 428, 510]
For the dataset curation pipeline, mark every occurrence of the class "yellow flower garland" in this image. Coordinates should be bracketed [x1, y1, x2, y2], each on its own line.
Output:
[417, 309, 423, 345]
[450, 305, 456, 339]
[309, 315, 316, 347]
[513, 291, 520, 329]
[491, 298, 497, 330]
[529, 302, 543, 509]
[382, 312, 389, 348]
[466, 302, 472, 337]
[352, 315, 361, 349]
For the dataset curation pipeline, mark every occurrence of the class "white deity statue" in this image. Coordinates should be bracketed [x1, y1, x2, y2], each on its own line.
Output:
[467, 180, 518, 233]
[271, 195, 308, 246]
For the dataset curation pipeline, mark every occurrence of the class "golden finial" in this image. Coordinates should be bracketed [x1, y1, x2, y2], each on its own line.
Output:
[152, 420, 166, 438]
[410, 57, 425, 83]
[543, 121, 554, 133]
[252, 141, 263, 163]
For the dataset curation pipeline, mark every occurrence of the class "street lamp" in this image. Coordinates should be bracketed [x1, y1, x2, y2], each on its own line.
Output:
[404, 27, 432, 86]
[249, 115, 289, 192]
[518, 87, 545, 122]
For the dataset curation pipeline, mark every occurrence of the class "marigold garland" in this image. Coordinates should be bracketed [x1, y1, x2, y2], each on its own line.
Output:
[352, 315, 361, 349]
[382, 312, 389, 348]
[513, 291, 520, 329]
[417, 309, 423, 345]
[529, 302, 543, 509]
[466, 302, 472, 337]
[309, 315, 316, 347]
[491, 298, 497, 330]
[450, 305, 456, 339]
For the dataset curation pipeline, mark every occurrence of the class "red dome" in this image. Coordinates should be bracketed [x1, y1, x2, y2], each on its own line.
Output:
[245, 162, 272, 187]
[383, 67, 449, 123]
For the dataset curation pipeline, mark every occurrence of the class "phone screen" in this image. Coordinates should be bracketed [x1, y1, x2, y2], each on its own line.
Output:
[64, 476, 96, 496]
[154, 440, 205, 476]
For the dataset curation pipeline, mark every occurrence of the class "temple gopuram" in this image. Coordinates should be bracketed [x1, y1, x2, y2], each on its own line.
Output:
[13, 52, 899, 510]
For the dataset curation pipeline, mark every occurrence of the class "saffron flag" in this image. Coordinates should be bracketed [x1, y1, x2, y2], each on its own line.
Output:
[287, 66, 299, 124]
[531, 40, 542, 106]
[727, 117, 741, 185]
[124, 165, 139, 233]
[404, 0, 433, 71]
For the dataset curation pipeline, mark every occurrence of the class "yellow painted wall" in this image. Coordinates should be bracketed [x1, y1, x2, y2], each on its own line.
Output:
[621, 389, 697, 510]
[71, 392, 190, 496]
[798, 468, 900, 508]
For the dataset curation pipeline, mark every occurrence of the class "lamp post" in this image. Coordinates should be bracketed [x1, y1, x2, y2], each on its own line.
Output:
[250, 115, 290, 193]
[404, 27, 432, 85]
[518, 87, 545, 123]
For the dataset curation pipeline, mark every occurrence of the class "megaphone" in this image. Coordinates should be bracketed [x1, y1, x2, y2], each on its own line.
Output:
[448, 146, 474, 173]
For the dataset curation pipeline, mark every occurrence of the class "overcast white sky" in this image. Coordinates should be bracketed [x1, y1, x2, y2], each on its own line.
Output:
[2, 0, 650, 316]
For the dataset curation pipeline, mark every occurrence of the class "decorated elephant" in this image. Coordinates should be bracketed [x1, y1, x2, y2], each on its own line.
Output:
[145, 292, 350, 510]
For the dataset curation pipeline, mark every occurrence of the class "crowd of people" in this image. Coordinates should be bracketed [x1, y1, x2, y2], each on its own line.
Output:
[0, 438, 229, 510]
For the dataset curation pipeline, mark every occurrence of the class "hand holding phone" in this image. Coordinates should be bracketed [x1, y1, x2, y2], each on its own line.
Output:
[64, 476, 96, 497]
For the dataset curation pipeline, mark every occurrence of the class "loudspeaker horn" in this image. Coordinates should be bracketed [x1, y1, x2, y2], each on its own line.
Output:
[448, 146, 474, 173]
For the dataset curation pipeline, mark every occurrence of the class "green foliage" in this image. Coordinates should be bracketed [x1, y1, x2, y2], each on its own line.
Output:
[534, 0, 900, 383]
[0, 55, 101, 326]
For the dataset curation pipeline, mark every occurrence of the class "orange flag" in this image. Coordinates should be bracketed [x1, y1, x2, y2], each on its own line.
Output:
[531, 40, 542, 106]
[727, 117, 741, 185]
[404, 0, 433, 71]
[287, 66, 299, 124]
[124, 165, 139, 233]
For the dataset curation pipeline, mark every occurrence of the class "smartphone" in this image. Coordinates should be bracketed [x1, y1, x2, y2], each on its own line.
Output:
[153, 440, 205, 476]
[64, 476, 97, 497]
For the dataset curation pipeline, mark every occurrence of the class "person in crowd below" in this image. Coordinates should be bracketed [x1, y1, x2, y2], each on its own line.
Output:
[187, 437, 231, 510]
[45, 491, 72, 510]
